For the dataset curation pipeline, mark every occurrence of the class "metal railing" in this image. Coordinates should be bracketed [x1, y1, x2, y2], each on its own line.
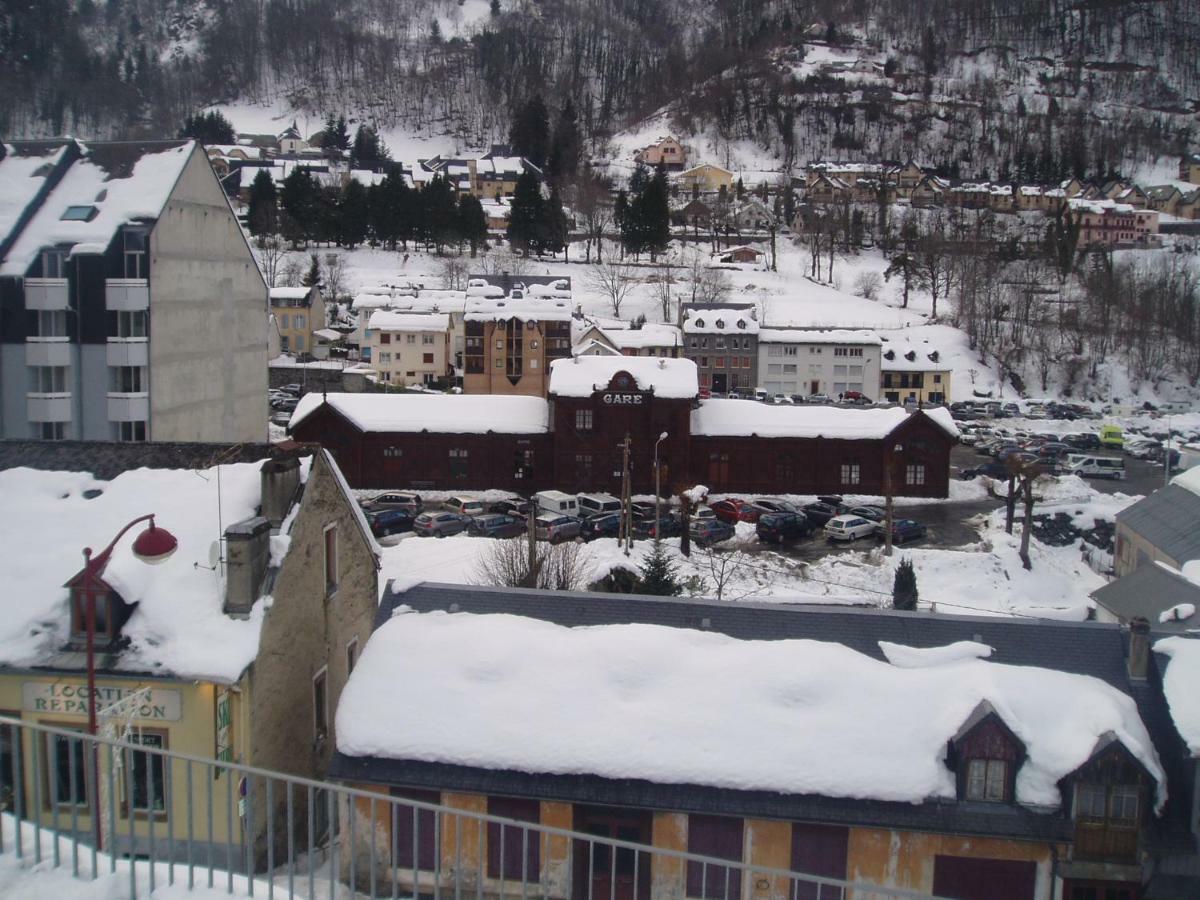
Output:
[0, 716, 944, 900]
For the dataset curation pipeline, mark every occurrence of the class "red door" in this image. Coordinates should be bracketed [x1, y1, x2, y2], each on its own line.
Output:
[931, 856, 1036, 900]
[572, 805, 653, 900]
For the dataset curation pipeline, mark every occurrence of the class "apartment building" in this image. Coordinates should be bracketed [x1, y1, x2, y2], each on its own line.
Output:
[269, 285, 325, 356]
[1068, 199, 1160, 248]
[462, 298, 573, 396]
[366, 310, 452, 387]
[758, 329, 882, 399]
[680, 304, 759, 395]
[880, 344, 952, 405]
[0, 139, 266, 442]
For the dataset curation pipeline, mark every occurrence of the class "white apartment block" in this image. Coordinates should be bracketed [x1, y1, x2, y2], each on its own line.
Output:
[757, 329, 882, 399]
[365, 311, 452, 386]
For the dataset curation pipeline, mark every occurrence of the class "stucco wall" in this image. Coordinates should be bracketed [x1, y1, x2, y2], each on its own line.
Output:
[148, 147, 267, 442]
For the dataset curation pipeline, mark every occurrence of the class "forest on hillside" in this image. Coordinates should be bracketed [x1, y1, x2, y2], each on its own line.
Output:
[2, 0, 1198, 178]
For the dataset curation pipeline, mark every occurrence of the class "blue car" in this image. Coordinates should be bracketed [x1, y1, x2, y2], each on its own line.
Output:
[580, 513, 622, 541]
[688, 518, 735, 547]
[366, 508, 414, 537]
[880, 519, 927, 545]
[466, 513, 526, 538]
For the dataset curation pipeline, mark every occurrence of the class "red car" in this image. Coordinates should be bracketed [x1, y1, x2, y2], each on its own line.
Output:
[709, 498, 761, 524]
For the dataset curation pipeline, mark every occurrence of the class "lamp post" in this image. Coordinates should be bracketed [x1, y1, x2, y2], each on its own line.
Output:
[654, 431, 669, 532]
[883, 443, 903, 557]
[79, 514, 178, 848]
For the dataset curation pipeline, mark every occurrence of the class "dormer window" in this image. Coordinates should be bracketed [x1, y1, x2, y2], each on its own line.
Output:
[966, 759, 1008, 801]
[715, 319, 725, 329]
[70, 587, 120, 644]
[949, 700, 1023, 804]
[694, 318, 705, 328]
[1066, 735, 1152, 863]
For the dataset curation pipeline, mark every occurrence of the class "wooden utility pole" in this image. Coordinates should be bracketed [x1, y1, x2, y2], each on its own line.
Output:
[524, 498, 538, 587]
[620, 433, 632, 556]
[884, 444, 897, 557]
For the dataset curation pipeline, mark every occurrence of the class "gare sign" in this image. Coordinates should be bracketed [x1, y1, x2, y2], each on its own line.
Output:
[601, 392, 645, 406]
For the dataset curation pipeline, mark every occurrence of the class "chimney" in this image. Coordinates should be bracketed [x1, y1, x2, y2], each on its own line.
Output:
[224, 517, 272, 617]
[260, 457, 301, 527]
[1127, 617, 1150, 680]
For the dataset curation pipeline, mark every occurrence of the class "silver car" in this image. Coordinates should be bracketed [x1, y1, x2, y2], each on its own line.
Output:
[534, 514, 581, 543]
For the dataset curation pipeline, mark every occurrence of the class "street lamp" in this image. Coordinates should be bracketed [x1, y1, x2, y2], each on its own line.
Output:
[883, 443, 903, 557]
[654, 432, 669, 531]
[78, 514, 177, 847]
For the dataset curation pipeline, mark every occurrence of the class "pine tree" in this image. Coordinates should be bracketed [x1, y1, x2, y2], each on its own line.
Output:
[509, 96, 550, 168]
[507, 169, 544, 255]
[340, 180, 370, 248]
[302, 253, 321, 288]
[642, 164, 671, 260]
[351, 125, 387, 168]
[456, 195, 489, 257]
[246, 169, 278, 237]
[892, 558, 919, 611]
[490, 0, 500, 14]
[538, 185, 569, 256]
[547, 100, 581, 183]
[179, 110, 235, 144]
[333, 115, 350, 152]
[638, 539, 682, 596]
[422, 175, 459, 253]
[280, 168, 319, 246]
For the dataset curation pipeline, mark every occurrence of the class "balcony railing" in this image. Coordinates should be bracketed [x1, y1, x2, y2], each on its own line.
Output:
[27, 393, 72, 422]
[26, 337, 72, 368]
[0, 716, 944, 900]
[105, 279, 149, 312]
[107, 392, 149, 422]
[24, 278, 70, 310]
[106, 338, 149, 368]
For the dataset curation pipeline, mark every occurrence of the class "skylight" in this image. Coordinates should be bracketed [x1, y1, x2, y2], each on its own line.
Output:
[60, 205, 98, 222]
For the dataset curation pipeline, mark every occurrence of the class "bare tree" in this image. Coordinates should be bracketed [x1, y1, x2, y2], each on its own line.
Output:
[588, 259, 637, 317]
[574, 173, 612, 264]
[694, 546, 758, 602]
[440, 255, 469, 290]
[254, 235, 292, 288]
[854, 271, 882, 301]
[323, 253, 348, 303]
[279, 255, 306, 287]
[687, 254, 731, 307]
[478, 249, 529, 277]
[474, 538, 591, 591]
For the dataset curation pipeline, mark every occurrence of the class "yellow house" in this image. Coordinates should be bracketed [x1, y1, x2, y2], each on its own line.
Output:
[1180, 153, 1200, 184]
[679, 163, 734, 194]
[881, 345, 952, 405]
[329, 583, 1184, 900]
[270, 285, 327, 357]
[0, 442, 379, 862]
[366, 310, 452, 387]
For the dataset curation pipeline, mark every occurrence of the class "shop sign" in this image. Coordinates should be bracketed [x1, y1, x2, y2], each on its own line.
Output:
[600, 392, 645, 406]
[22, 682, 182, 722]
[215, 689, 233, 763]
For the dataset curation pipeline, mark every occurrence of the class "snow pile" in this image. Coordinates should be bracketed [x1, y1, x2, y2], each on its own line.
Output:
[879, 640, 993, 667]
[0, 462, 271, 682]
[268, 287, 312, 301]
[693, 400, 958, 440]
[606, 323, 683, 350]
[464, 298, 572, 322]
[289, 392, 550, 434]
[1170, 465, 1200, 496]
[338, 610, 1164, 808]
[367, 310, 450, 332]
[1159, 603, 1196, 624]
[549, 356, 698, 398]
[759, 328, 882, 346]
[1154, 637, 1200, 756]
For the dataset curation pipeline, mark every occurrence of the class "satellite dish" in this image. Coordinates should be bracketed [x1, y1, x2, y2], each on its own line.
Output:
[209, 541, 221, 569]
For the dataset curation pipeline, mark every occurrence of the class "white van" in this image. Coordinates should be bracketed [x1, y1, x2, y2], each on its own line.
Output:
[1067, 456, 1126, 480]
[535, 490, 579, 516]
[577, 492, 621, 516]
[753, 387, 769, 402]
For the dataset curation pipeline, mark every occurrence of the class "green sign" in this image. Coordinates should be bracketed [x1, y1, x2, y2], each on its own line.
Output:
[216, 689, 233, 763]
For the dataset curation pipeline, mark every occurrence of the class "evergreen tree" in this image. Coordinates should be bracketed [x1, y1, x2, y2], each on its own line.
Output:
[637, 540, 682, 596]
[546, 100, 581, 183]
[351, 124, 388, 168]
[641, 163, 671, 260]
[456, 195, 489, 257]
[280, 168, 319, 245]
[302, 253, 321, 288]
[507, 169, 544, 255]
[340, 179, 370, 248]
[422, 175, 459, 253]
[430, 18, 442, 44]
[322, 113, 338, 147]
[892, 558, 919, 611]
[332, 115, 350, 152]
[369, 173, 408, 249]
[509, 96, 550, 168]
[538, 185, 569, 256]
[246, 169, 278, 237]
[490, 0, 500, 14]
[314, 186, 341, 245]
[179, 110, 235, 144]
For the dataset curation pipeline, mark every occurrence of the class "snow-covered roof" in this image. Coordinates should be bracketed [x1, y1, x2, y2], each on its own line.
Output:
[0, 143, 70, 243]
[1170, 465, 1200, 497]
[759, 328, 882, 346]
[313, 328, 342, 341]
[0, 458, 313, 682]
[1, 140, 195, 277]
[351, 293, 418, 311]
[682, 309, 759, 335]
[367, 311, 450, 333]
[1068, 197, 1142, 216]
[881, 346, 950, 371]
[464, 298, 573, 322]
[692, 400, 958, 439]
[1154, 637, 1200, 757]
[337, 610, 1164, 809]
[606, 323, 682, 350]
[269, 287, 314, 301]
[549, 356, 698, 399]
[289, 393, 549, 434]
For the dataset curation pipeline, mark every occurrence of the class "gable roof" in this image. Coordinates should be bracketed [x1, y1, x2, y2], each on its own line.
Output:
[1092, 564, 1200, 632]
[0, 141, 74, 258]
[692, 400, 958, 440]
[1116, 484, 1200, 564]
[289, 393, 550, 435]
[549, 355, 698, 398]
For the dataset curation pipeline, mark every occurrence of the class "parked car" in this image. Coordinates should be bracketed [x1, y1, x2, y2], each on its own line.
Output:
[280, 383, 302, 396]
[801, 502, 841, 526]
[805, 393, 832, 404]
[692, 505, 717, 522]
[413, 511, 470, 537]
[689, 518, 736, 547]
[1125, 439, 1160, 460]
[489, 496, 531, 518]
[1099, 425, 1124, 448]
[845, 505, 886, 523]
[577, 492, 622, 517]
[535, 514, 582, 543]
[534, 490, 579, 516]
[710, 498, 759, 523]
[467, 514, 527, 539]
[1062, 432, 1101, 451]
[824, 514, 878, 542]
[270, 396, 299, 412]
[816, 495, 845, 508]
[751, 497, 798, 514]
[756, 511, 813, 543]
[362, 491, 422, 513]
[841, 391, 872, 405]
[444, 496, 487, 517]
[634, 515, 682, 539]
[770, 394, 794, 404]
[366, 508, 415, 537]
[629, 501, 658, 520]
[880, 519, 928, 545]
[269, 410, 293, 427]
[1066, 456, 1126, 480]
[580, 513, 622, 541]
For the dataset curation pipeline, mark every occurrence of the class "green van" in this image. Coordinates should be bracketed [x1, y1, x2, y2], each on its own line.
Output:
[1099, 424, 1124, 448]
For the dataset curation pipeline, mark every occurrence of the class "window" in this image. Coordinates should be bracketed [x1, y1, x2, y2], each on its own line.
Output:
[38, 422, 65, 440]
[379, 352, 391, 365]
[840, 463, 861, 485]
[313, 667, 328, 740]
[295, 314, 306, 329]
[700, 356, 709, 368]
[1109, 785, 1139, 823]
[730, 357, 739, 368]
[715, 357, 725, 368]
[380, 333, 391, 344]
[768, 345, 782, 357]
[783, 346, 797, 356]
[449, 448, 469, 479]
[45, 728, 88, 808]
[487, 797, 540, 882]
[41, 248, 66, 278]
[782, 364, 796, 374]
[295, 335, 305, 352]
[742, 356, 750, 369]
[36, 310, 68, 337]
[575, 409, 593, 432]
[123, 228, 147, 279]
[61, 205, 98, 222]
[125, 732, 167, 815]
[115, 310, 147, 338]
[420, 352, 433, 365]
[700, 337, 708, 349]
[933, 374, 942, 384]
[346, 637, 358, 675]
[768, 364, 782, 375]
[791, 823, 848, 900]
[687, 815, 743, 900]
[575, 454, 593, 482]
[966, 759, 1007, 801]
[115, 421, 147, 442]
[30, 365, 67, 393]
[280, 315, 289, 330]
[110, 366, 146, 393]
[383, 447, 403, 459]
[715, 337, 725, 349]
[323, 524, 338, 595]
[391, 788, 440, 870]
[407, 334, 416, 344]
[422, 334, 435, 345]
[905, 464, 925, 486]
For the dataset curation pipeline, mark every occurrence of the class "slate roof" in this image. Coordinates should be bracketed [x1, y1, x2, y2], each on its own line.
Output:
[1093, 565, 1200, 633]
[1116, 484, 1200, 565]
[331, 582, 1196, 847]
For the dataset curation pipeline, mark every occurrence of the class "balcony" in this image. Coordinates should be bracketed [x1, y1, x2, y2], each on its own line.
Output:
[105, 278, 149, 311]
[107, 392, 149, 422]
[24, 278, 70, 310]
[106, 337, 149, 367]
[26, 338, 72, 367]
[27, 393, 72, 422]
